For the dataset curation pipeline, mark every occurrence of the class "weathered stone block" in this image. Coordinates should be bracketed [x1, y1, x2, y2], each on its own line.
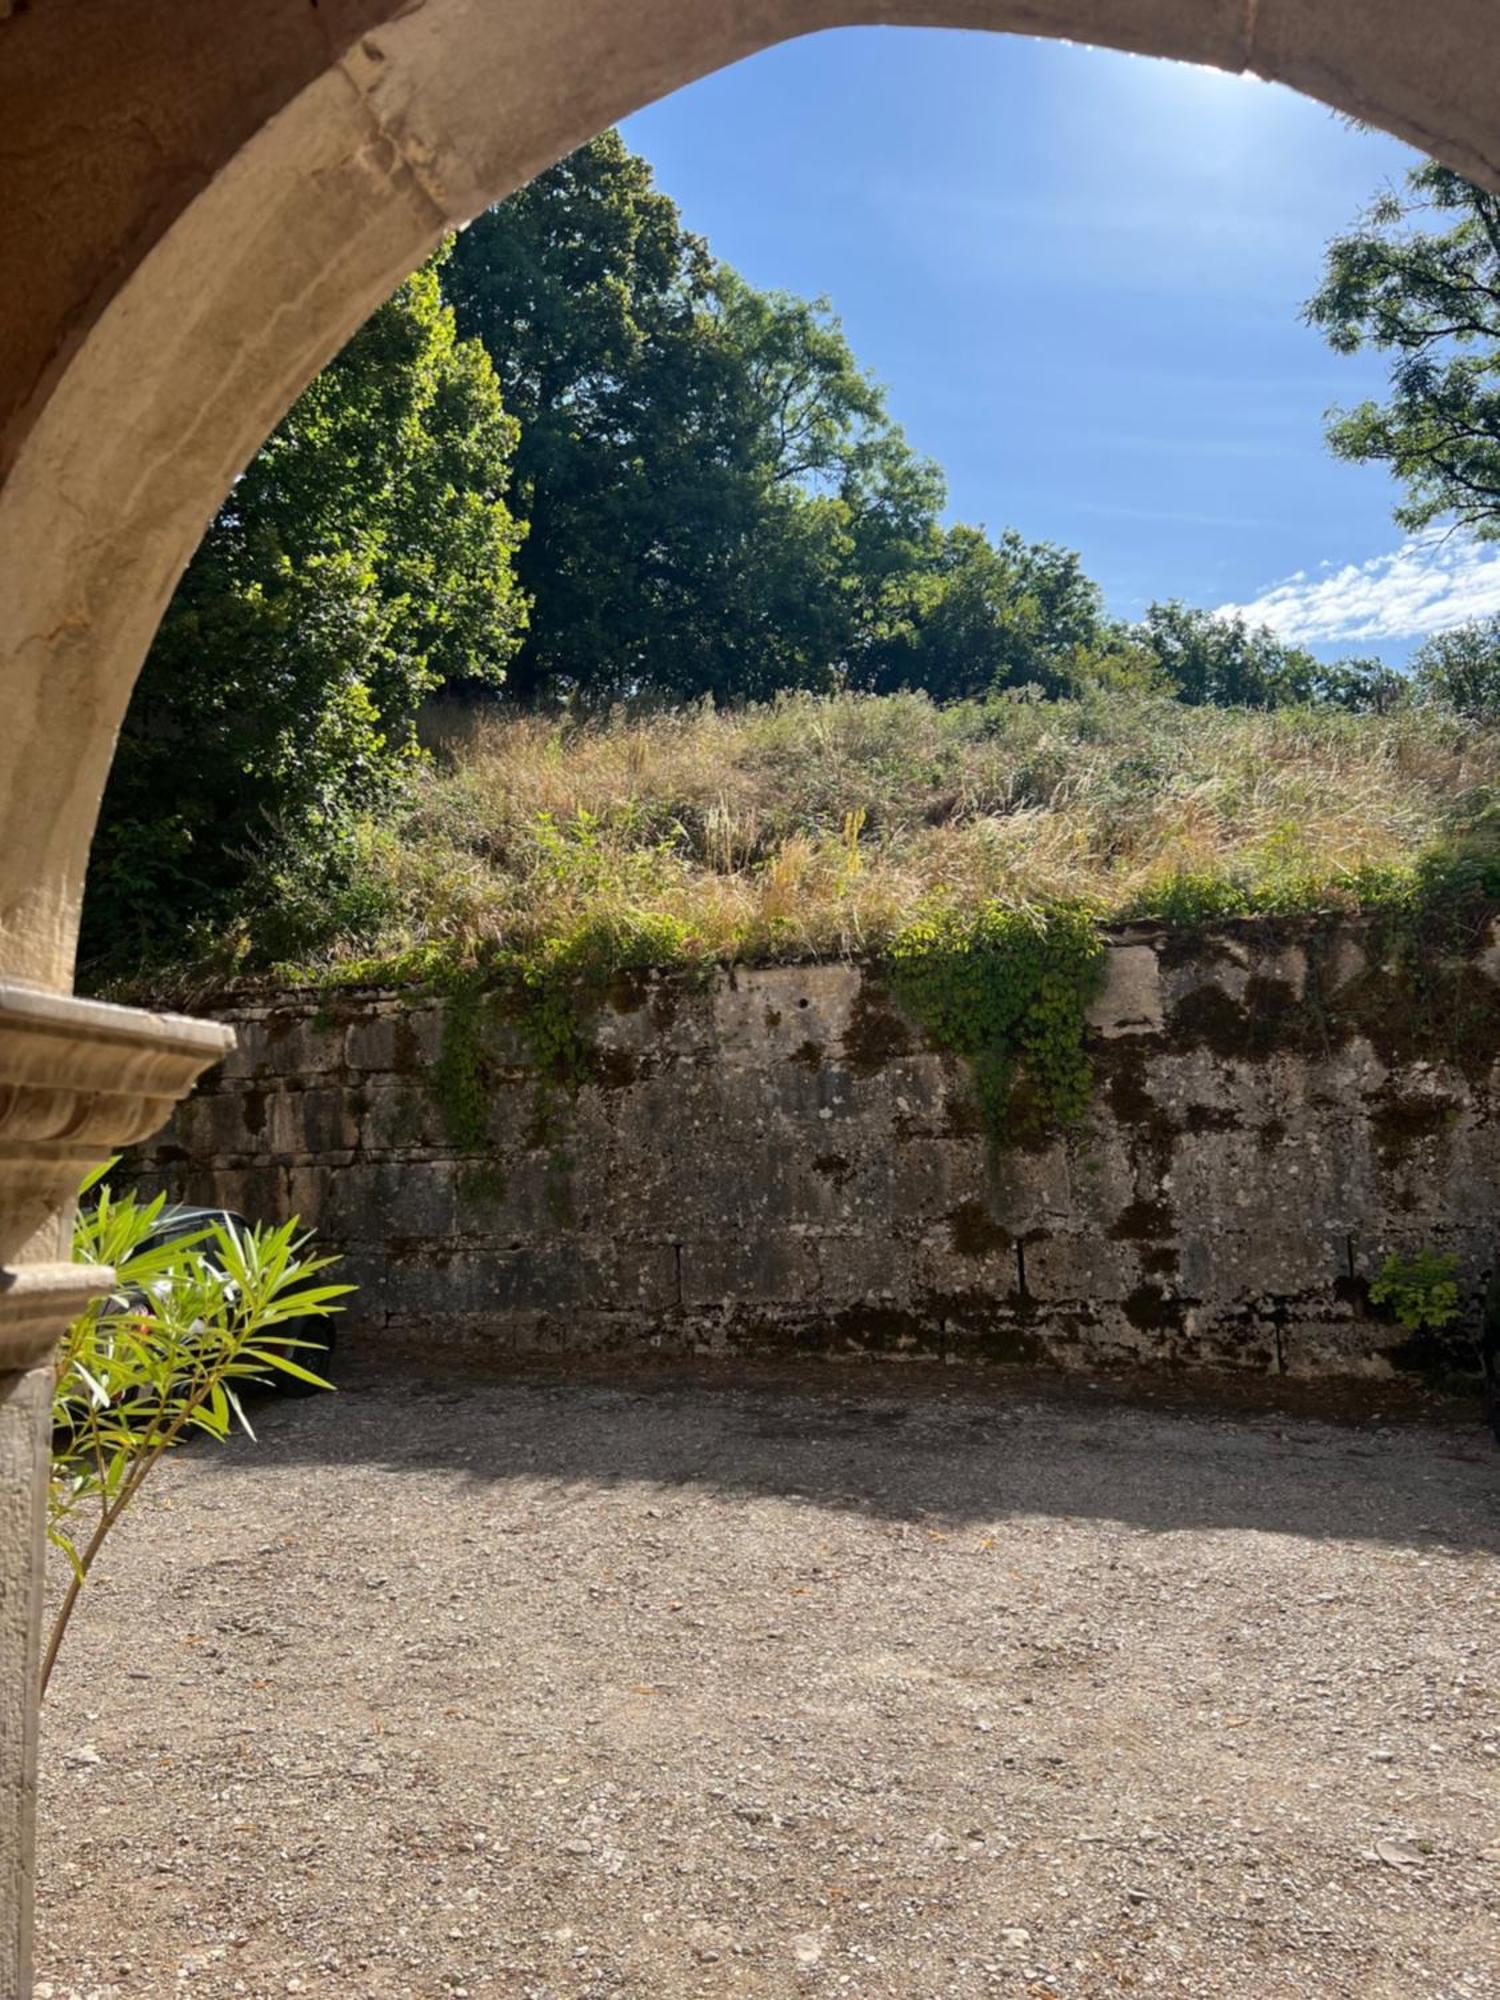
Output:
[359, 1077, 443, 1154]
[595, 978, 714, 1062]
[300, 1085, 361, 1156]
[1022, 1233, 1140, 1304]
[680, 1233, 818, 1305]
[265, 1085, 359, 1161]
[343, 1003, 441, 1076]
[813, 1229, 912, 1302]
[202, 1163, 287, 1227]
[253, 1008, 346, 1079]
[473, 1240, 672, 1314]
[713, 963, 862, 1064]
[175, 1088, 249, 1160]
[1088, 943, 1162, 1038]
[1280, 1314, 1404, 1379]
[314, 1161, 457, 1245]
[1177, 1227, 1344, 1302]
[765, 1057, 864, 1125]
[889, 1138, 987, 1223]
[213, 1012, 275, 1082]
[990, 1145, 1073, 1229]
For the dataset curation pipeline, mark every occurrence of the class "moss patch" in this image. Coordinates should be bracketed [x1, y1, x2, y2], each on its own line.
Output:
[841, 978, 914, 1075]
[1109, 1197, 1175, 1242]
[1168, 978, 1297, 1061]
[947, 1199, 1013, 1258]
[1124, 1283, 1187, 1333]
[1370, 1092, 1462, 1165]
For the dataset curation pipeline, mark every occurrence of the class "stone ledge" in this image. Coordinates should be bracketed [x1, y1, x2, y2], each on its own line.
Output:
[0, 1261, 111, 1371]
[0, 984, 234, 1361]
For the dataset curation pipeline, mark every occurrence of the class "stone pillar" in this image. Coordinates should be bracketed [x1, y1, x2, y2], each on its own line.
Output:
[0, 985, 232, 1998]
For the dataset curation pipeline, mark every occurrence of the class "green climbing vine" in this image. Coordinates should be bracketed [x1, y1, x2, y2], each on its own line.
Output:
[427, 962, 594, 1201]
[430, 973, 492, 1154]
[426, 912, 701, 1190]
[886, 901, 1106, 1149]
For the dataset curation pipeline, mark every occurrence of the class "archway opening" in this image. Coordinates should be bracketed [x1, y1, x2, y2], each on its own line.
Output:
[9, 5, 1500, 1992]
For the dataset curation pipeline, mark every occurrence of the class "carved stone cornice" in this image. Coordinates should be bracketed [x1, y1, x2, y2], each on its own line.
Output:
[0, 985, 233, 1368]
[0, 1262, 114, 1372]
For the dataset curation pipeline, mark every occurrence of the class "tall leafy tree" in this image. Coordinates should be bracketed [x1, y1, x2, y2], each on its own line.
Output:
[1307, 161, 1500, 537]
[82, 254, 526, 980]
[1137, 602, 1320, 709]
[853, 524, 1129, 700]
[1409, 615, 1500, 716]
[442, 133, 701, 703]
[443, 131, 945, 705]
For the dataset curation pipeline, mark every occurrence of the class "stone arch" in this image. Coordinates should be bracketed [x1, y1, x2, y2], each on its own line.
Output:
[4, 0, 1500, 995]
[3, 1, 1500, 1986]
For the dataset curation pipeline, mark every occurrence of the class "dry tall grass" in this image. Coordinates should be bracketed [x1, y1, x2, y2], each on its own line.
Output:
[300, 690, 1500, 979]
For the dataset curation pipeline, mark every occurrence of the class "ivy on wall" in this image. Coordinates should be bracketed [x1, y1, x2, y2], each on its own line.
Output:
[413, 854, 1500, 1178]
[886, 902, 1106, 1148]
[424, 901, 1109, 1177]
[426, 913, 700, 1177]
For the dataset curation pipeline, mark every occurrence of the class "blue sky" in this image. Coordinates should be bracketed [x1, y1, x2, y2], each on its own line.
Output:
[623, 28, 1500, 664]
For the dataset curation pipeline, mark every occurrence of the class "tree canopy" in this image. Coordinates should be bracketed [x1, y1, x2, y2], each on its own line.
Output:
[443, 131, 945, 706]
[852, 524, 1133, 701]
[1409, 615, 1500, 717]
[1135, 602, 1322, 710]
[443, 133, 1406, 719]
[81, 256, 526, 981]
[1306, 160, 1500, 538]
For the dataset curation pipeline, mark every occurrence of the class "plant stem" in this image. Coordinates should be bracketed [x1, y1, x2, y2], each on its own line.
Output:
[41, 1369, 220, 1696]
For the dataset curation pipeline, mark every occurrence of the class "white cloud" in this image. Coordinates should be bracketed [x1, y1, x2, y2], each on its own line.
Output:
[1217, 534, 1500, 644]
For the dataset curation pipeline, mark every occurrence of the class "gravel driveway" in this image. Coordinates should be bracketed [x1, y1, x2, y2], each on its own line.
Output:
[34, 1361, 1500, 1999]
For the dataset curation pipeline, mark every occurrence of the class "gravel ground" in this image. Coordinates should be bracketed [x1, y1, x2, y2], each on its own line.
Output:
[34, 1361, 1500, 2000]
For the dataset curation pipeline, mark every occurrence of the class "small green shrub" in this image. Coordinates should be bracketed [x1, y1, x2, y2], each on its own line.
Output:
[47, 1170, 351, 1694]
[1119, 869, 1253, 927]
[1369, 1248, 1461, 1332]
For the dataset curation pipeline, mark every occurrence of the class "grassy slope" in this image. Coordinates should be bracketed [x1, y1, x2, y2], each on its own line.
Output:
[287, 690, 1500, 985]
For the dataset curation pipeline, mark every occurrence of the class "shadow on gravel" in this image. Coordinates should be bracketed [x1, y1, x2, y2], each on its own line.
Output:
[233, 1355, 1500, 1555]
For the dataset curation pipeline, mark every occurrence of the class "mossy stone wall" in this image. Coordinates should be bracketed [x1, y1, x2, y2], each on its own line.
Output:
[125, 916, 1500, 1385]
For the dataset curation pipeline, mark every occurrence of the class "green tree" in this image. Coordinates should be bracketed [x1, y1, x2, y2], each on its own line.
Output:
[1410, 615, 1500, 716]
[854, 523, 1134, 701]
[1306, 160, 1500, 538]
[442, 133, 701, 704]
[1137, 601, 1320, 708]
[444, 131, 944, 706]
[1310, 654, 1409, 713]
[81, 254, 526, 981]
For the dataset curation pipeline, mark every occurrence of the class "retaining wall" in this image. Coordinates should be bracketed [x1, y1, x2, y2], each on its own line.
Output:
[125, 918, 1500, 1379]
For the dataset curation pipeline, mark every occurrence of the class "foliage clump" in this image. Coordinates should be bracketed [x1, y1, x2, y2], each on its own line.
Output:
[80, 253, 527, 986]
[425, 911, 700, 1168]
[1306, 158, 1500, 544]
[887, 902, 1105, 1146]
[1369, 1249, 1461, 1333]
